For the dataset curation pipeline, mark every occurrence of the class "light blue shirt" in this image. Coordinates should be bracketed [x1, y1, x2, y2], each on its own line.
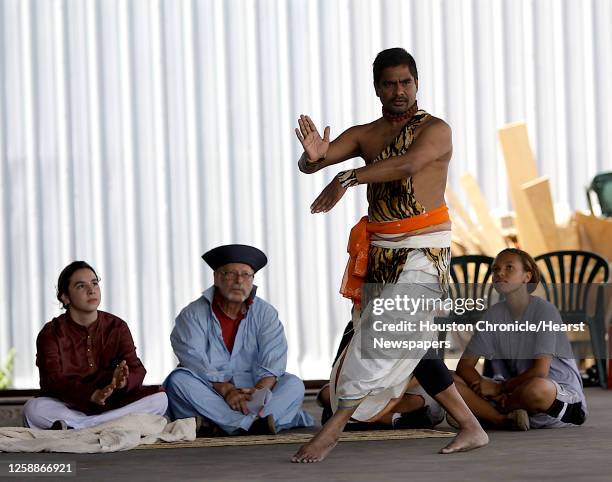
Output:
[170, 286, 288, 388]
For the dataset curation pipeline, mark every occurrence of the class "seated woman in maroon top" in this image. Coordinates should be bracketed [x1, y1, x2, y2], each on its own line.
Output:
[23, 261, 167, 430]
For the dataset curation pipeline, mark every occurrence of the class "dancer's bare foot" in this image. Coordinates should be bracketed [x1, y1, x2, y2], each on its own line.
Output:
[433, 383, 490, 454]
[291, 425, 340, 463]
[439, 421, 489, 454]
[291, 407, 354, 463]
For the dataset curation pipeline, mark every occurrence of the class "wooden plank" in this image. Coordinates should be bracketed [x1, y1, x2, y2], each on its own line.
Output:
[450, 213, 481, 254]
[446, 186, 477, 231]
[447, 186, 497, 256]
[459, 173, 507, 254]
[497, 123, 548, 255]
[451, 241, 466, 257]
[574, 212, 612, 261]
[556, 214, 581, 251]
[521, 177, 560, 252]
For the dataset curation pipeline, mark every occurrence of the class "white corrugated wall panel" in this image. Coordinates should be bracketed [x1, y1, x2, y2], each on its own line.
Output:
[1, 0, 611, 387]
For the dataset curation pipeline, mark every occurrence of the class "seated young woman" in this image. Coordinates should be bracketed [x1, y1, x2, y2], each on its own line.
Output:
[23, 261, 167, 430]
[454, 248, 587, 431]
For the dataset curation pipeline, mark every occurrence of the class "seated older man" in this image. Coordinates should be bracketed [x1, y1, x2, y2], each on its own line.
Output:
[164, 244, 313, 435]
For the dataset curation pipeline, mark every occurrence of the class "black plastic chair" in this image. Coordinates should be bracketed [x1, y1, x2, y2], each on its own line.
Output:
[534, 250, 610, 388]
[586, 172, 612, 217]
[435, 255, 496, 358]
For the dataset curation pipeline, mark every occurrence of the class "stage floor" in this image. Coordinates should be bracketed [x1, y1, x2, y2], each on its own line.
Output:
[1, 387, 610, 481]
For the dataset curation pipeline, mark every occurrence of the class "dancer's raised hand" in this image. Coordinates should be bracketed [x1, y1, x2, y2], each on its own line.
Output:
[295, 115, 330, 164]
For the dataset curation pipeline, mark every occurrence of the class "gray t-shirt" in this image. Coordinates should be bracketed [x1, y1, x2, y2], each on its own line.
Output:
[465, 296, 585, 403]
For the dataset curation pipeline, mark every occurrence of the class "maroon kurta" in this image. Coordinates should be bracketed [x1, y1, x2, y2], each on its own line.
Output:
[36, 311, 161, 415]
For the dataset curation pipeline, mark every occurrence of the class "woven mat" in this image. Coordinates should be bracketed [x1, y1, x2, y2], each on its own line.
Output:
[138, 428, 455, 450]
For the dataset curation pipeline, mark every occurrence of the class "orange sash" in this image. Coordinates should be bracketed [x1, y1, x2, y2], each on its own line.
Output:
[339, 205, 450, 307]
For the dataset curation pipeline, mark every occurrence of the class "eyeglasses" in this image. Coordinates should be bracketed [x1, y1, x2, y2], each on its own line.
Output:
[218, 270, 255, 281]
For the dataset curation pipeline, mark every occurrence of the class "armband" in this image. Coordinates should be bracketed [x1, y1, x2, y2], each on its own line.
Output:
[337, 169, 359, 188]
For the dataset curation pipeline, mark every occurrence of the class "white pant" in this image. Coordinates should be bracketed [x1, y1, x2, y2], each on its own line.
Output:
[23, 392, 168, 430]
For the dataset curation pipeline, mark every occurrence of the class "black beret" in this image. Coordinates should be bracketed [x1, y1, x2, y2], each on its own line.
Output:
[202, 244, 268, 272]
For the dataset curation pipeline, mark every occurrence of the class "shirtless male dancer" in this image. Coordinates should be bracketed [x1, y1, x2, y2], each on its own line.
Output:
[291, 48, 488, 463]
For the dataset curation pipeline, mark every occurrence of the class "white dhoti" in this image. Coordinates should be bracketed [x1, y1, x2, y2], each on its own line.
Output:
[330, 231, 451, 421]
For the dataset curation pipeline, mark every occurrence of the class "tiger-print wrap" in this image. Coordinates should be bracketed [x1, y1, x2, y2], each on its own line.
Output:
[364, 110, 450, 289]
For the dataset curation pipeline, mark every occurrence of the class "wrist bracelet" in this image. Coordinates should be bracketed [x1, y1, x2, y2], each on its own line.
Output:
[337, 169, 359, 188]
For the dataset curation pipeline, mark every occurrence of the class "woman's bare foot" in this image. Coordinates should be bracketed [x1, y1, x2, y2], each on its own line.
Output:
[439, 421, 489, 454]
